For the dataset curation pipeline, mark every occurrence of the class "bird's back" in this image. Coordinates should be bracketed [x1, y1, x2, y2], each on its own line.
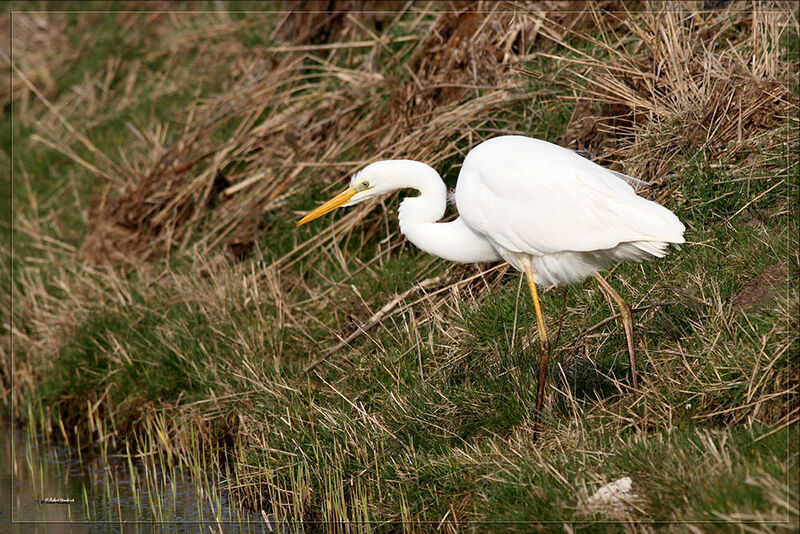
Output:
[454, 136, 685, 285]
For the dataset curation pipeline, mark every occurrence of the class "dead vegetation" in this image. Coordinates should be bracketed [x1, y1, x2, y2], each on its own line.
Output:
[33, 1, 794, 272]
[731, 261, 790, 311]
[77, 2, 539, 267]
[537, 3, 798, 181]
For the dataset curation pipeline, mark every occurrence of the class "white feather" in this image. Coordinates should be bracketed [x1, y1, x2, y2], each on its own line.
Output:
[334, 136, 685, 287]
[453, 136, 684, 286]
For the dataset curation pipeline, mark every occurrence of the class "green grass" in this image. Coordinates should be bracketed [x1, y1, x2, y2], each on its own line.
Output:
[5, 4, 799, 530]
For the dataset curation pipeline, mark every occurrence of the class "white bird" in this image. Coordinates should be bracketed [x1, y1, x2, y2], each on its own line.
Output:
[298, 135, 685, 434]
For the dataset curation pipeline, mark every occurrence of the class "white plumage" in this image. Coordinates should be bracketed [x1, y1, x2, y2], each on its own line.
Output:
[298, 134, 686, 427]
[299, 133, 685, 289]
[306, 135, 684, 287]
[453, 136, 685, 286]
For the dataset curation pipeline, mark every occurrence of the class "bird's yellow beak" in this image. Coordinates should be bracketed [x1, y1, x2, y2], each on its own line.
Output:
[296, 187, 358, 226]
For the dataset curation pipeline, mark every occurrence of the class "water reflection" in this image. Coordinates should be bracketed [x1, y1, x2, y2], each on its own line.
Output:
[1, 416, 279, 533]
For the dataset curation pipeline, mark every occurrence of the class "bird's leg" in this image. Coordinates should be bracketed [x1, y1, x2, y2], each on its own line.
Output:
[592, 273, 639, 389]
[522, 259, 550, 438]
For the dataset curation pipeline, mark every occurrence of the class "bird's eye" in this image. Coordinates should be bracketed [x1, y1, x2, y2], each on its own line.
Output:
[357, 181, 370, 191]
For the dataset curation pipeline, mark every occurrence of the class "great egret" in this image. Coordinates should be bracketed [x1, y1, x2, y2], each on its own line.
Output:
[298, 135, 685, 432]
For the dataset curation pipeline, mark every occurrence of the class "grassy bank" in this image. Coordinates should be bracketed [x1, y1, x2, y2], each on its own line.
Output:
[4, 1, 799, 529]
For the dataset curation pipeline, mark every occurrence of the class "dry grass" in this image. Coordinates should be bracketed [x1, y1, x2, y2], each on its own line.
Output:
[4, 1, 799, 529]
[75, 2, 535, 267]
[537, 3, 798, 183]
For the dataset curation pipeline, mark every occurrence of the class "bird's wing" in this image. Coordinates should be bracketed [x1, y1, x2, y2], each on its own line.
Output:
[568, 148, 654, 191]
[608, 169, 653, 192]
[455, 138, 683, 255]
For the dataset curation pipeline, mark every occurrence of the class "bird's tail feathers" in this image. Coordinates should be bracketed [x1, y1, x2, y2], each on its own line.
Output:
[632, 240, 670, 258]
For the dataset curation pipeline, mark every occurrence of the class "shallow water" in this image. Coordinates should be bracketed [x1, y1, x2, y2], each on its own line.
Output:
[1, 416, 282, 533]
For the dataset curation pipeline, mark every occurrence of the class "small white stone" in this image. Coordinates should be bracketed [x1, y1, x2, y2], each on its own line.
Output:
[586, 476, 638, 513]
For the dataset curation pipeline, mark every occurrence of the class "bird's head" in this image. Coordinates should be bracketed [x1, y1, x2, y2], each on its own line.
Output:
[296, 162, 400, 226]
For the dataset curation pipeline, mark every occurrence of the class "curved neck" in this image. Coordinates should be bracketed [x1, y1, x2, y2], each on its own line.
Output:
[380, 160, 499, 264]
[375, 160, 447, 224]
